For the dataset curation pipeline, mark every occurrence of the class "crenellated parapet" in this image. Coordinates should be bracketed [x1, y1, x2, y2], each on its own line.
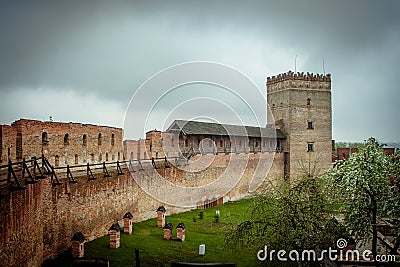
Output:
[266, 71, 331, 92]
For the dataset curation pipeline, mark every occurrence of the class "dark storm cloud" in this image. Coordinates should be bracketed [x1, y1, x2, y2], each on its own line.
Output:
[0, 0, 399, 141]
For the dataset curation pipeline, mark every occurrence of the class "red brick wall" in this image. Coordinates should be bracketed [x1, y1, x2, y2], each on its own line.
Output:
[1, 119, 123, 166]
[123, 139, 148, 160]
[0, 151, 286, 267]
[0, 180, 47, 267]
[336, 147, 395, 161]
[0, 125, 17, 165]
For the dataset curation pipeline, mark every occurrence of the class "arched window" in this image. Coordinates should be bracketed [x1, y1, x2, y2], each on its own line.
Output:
[64, 133, 69, 146]
[42, 132, 48, 145]
[83, 134, 87, 146]
[307, 98, 311, 106]
[220, 140, 223, 147]
[99, 154, 102, 162]
[106, 152, 109, 161]
[111, 133, 115, 147]
[118, 152, 120, 161]
[74, 154, 78, 165]
[98, 133, 102, 146]
[130, 152, 133, 160]
[7, 147, 11, 159]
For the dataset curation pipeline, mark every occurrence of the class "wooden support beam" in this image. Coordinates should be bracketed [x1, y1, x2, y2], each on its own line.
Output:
[67, 165, 77, 184]
[128, 160, 135, 173]
[32, 156, 45, 179]
[41, 155, 52, 174]
[22, 158, 37, 184]
[103, 162, 111, 178]
[51, 166, 62, 186]
[87, 163, 96, 181]
[164, 157, 170, 168]
[138, 160, 144, 171]
[116, 161, 123, 175]
[8, 159, 25, 190]
[151, 158, 158, 169]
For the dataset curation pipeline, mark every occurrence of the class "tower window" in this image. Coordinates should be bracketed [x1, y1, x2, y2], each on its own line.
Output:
[75, 154, 78, 165]
[111, 133, 115, 147]
[98, 133, 102, 146]
[83, 134, 87, 146]
[64, 133, 69, 146]
[307, 121, 314, 129]
[307, 143, 314, 152]
[42, 132, 48, 145]
[307, 98, 311, 106]
[220, 140, 223, 147]
[55, 155, 59, 167]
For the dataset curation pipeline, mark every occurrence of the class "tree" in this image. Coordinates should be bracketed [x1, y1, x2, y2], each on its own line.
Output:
[224, 174, 344, 265]
[324, 137, 399, 260]
[388, 150, 400, 254]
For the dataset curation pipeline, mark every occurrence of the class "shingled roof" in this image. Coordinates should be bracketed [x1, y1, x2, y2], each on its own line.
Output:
[166, 120, 285, 139]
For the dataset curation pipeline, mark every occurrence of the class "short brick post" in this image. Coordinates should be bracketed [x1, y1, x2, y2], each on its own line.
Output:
[156, 206, 166, 228]
[123, 211, 133, 235]
[176, 222, 186, 241]
[163, 222, 173, 240]
[71, 232, 85, 258]
[109, 222, 121, 249]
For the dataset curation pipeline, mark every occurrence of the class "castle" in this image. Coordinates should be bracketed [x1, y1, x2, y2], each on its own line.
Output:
[0, 71, 332, 266]
[124, 70, 332, 178]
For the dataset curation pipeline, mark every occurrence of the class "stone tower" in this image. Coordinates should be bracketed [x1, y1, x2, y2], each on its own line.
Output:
[266, 71, 332, 179]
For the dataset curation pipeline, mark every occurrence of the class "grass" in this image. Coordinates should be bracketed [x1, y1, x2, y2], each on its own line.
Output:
[43, 198, 267, 267]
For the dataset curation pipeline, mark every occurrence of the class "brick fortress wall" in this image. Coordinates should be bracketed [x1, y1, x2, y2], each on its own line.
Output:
[0, 151, 285, 267]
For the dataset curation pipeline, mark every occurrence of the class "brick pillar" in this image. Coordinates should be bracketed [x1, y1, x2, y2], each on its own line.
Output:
[176, 222, 186, 241]
[109, 222, 121, 249]
[163, 222, 173, 240]
[71, 232, 85, 258]
[123, 212, 133, 235]
[156, 206, 166, 228]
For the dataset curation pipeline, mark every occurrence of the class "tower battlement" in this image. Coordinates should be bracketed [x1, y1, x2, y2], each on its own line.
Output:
[267, 71, 331, 91]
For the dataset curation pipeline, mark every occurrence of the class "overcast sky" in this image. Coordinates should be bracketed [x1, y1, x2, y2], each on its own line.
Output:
[0, 0, 399, 142]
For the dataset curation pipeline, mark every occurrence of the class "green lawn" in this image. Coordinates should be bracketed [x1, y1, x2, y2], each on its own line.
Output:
[43, 198, 269, 267]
